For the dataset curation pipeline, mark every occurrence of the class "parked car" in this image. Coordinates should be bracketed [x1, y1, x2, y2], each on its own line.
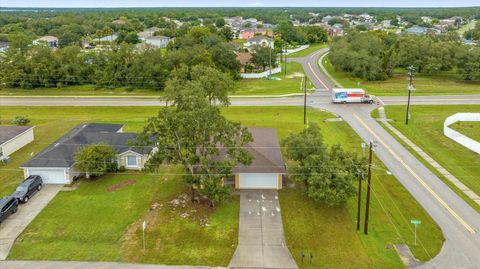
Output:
[12, 175, 43, 203]
[0, 196, 18, 224]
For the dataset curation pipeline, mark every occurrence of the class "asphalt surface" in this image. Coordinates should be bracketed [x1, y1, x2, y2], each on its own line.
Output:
[297, 50, 480, 269]
[1, 94, 480, 107]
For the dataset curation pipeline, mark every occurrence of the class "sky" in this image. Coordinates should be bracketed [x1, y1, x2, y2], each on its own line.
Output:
[1, 0, 479, 8]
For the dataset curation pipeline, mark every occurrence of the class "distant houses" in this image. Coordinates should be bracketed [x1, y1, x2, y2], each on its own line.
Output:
[141, 36, 172, 49]
[240, 28, 273, 39]
[33, 36, 58, 48]
[94, 33, 119, 43]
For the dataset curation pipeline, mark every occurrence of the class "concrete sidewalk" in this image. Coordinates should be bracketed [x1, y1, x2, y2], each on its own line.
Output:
[229, 190, 297, 269]
[0, 261, 225, 269]
[377, 107, 480, 206]
[0, 185, 62, 260]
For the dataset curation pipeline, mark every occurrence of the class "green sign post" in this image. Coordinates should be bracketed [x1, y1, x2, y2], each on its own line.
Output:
[411, 220, 421, 245]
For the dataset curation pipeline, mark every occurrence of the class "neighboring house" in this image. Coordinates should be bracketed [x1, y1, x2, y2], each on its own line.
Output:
[244, 35, 274, 51]
[81, 40, 94, 49]
[404, 26, 428, 35]
[33, 36, 58, 48]
[22, 123, 154, 185]
[112, 19, 126, 25]
[0, 41, 9, 53]
[0, 126, 34, 162]
[94, 33, 119, 42]
[137, 27, 162, 39]
[142, 36, 172, 48]
[240, 28, 272, 39]
[236, 52, 253, 72]
[227, 128, 286, 190]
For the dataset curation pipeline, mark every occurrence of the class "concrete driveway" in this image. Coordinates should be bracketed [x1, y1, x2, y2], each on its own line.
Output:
[229, 190, 297, 269]
[0, 184, 62, 260]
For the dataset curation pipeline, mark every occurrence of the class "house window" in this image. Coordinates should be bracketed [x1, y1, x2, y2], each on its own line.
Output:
[126, 155, 138, 167]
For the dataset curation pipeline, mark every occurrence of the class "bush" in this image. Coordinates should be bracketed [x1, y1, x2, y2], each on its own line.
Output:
[12, 116, 31, 126]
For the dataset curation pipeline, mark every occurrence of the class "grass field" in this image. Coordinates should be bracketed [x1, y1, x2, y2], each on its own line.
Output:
[451, 121, 480, 141]
[0, 85, 164, 97]
[287, 43, 328, 58]
[0, 106, 443, 267]
[321, 57, 480, 96]
[383, 105, 480, 198]
[234, 61, 314, 96]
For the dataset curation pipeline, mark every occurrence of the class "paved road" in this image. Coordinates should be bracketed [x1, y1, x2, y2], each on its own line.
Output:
[0, 185, 62, 260]
[229, 190, 297, 269]
[1, 94, 480, 107]
[300, 50, 480, 268]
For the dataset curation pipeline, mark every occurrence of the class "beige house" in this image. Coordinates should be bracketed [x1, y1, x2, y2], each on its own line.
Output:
[22, 123, 154, 184]
[0, 126, 35, 162]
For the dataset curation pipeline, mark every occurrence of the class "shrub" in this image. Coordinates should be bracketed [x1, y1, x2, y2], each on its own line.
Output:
[12, 116, 31, 126]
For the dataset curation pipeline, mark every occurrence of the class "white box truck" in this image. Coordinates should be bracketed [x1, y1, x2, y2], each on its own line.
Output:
[332, 88, 374, 104]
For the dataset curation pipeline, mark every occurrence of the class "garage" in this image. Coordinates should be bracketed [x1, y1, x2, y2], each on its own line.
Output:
[25, 168, 66, 184]
[238, 173, 280, 189]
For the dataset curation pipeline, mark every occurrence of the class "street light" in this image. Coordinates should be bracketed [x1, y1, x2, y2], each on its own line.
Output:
[405, 66, 416, 125]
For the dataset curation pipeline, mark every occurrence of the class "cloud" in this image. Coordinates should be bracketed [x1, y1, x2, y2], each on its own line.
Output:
[250, 2, 263, 6]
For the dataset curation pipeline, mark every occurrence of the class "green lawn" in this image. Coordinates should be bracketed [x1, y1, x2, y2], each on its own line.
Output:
[450, 121, 480, 141]
[0, 106, 443, 267]
[234, 61, 314, 96]
[321, 57, 480, 96]
[287, 43, 328, 58]
[0, 85, 163, 97]
[383, 105, 480, 198]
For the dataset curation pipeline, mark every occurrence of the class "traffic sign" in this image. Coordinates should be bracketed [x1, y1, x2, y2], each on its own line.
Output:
[411, 220, 421, 225]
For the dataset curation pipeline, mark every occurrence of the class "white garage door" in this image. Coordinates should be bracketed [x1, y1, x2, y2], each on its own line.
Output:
[26, 168, 66, 184]
[238, 173, 279, 189]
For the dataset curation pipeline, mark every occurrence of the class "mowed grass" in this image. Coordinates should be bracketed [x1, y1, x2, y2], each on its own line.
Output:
[451, 121, 480, 141]
[384, 105, 480, 197]
[0, 85, 164, 97]
[8, 170, 240, 266]
[0, 106, 443, 267]
[287, 43, 328, 58]
[321, 57, 480, 96]
[234, 61, 314, 96]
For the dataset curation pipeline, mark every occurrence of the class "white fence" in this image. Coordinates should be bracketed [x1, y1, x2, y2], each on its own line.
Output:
[240, 66, 282, 79]
[283, 45, 310, 55]
[443, 113, 480, 154]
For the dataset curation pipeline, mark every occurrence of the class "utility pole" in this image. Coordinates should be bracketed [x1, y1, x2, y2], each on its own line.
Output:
[356, 169, 362, 231]
[284, 50, 287, 78]
[405, 66, 415, 125]
[364, 141, 373, 235]
[269, 46, 272, 79]
[303, 75, 307, 125]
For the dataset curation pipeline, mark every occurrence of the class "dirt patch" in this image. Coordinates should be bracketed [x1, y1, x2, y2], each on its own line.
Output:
[107, 179, 137, 192]
[285, 72, 304, 79]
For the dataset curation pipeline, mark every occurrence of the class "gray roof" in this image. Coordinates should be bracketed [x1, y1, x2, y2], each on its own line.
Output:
[0, 126, 33, 145]
[22, 123, 152, 168]
[233, 128, 286, 174]
[247, 35, 272, 43]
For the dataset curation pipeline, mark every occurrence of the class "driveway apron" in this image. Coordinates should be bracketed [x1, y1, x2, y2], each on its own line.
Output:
[229, 190, 297, 269]
[0, 184, 62, 260]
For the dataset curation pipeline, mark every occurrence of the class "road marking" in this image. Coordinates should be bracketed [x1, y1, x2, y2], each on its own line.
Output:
[353, 113, 476, 234]
[308, 62, 330, 90]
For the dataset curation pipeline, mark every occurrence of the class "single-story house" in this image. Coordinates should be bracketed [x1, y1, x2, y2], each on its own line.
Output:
[240, 28, 273, 39]
[227, 128, 287, 190]
[0, 41, 9, 53]
[94, 33, 119, 42]
[0, 126, 35, 162]
[404, 26, 428, 35]
[142, 36, 172, 49]
[244, 36, 274, 51]
[33, 36, 58, 48]
[22, 123, 154, 185]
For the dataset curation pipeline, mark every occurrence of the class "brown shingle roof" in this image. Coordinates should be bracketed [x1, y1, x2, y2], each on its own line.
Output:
[236, 52, 252, 65]
[233, 128, 286, 174]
